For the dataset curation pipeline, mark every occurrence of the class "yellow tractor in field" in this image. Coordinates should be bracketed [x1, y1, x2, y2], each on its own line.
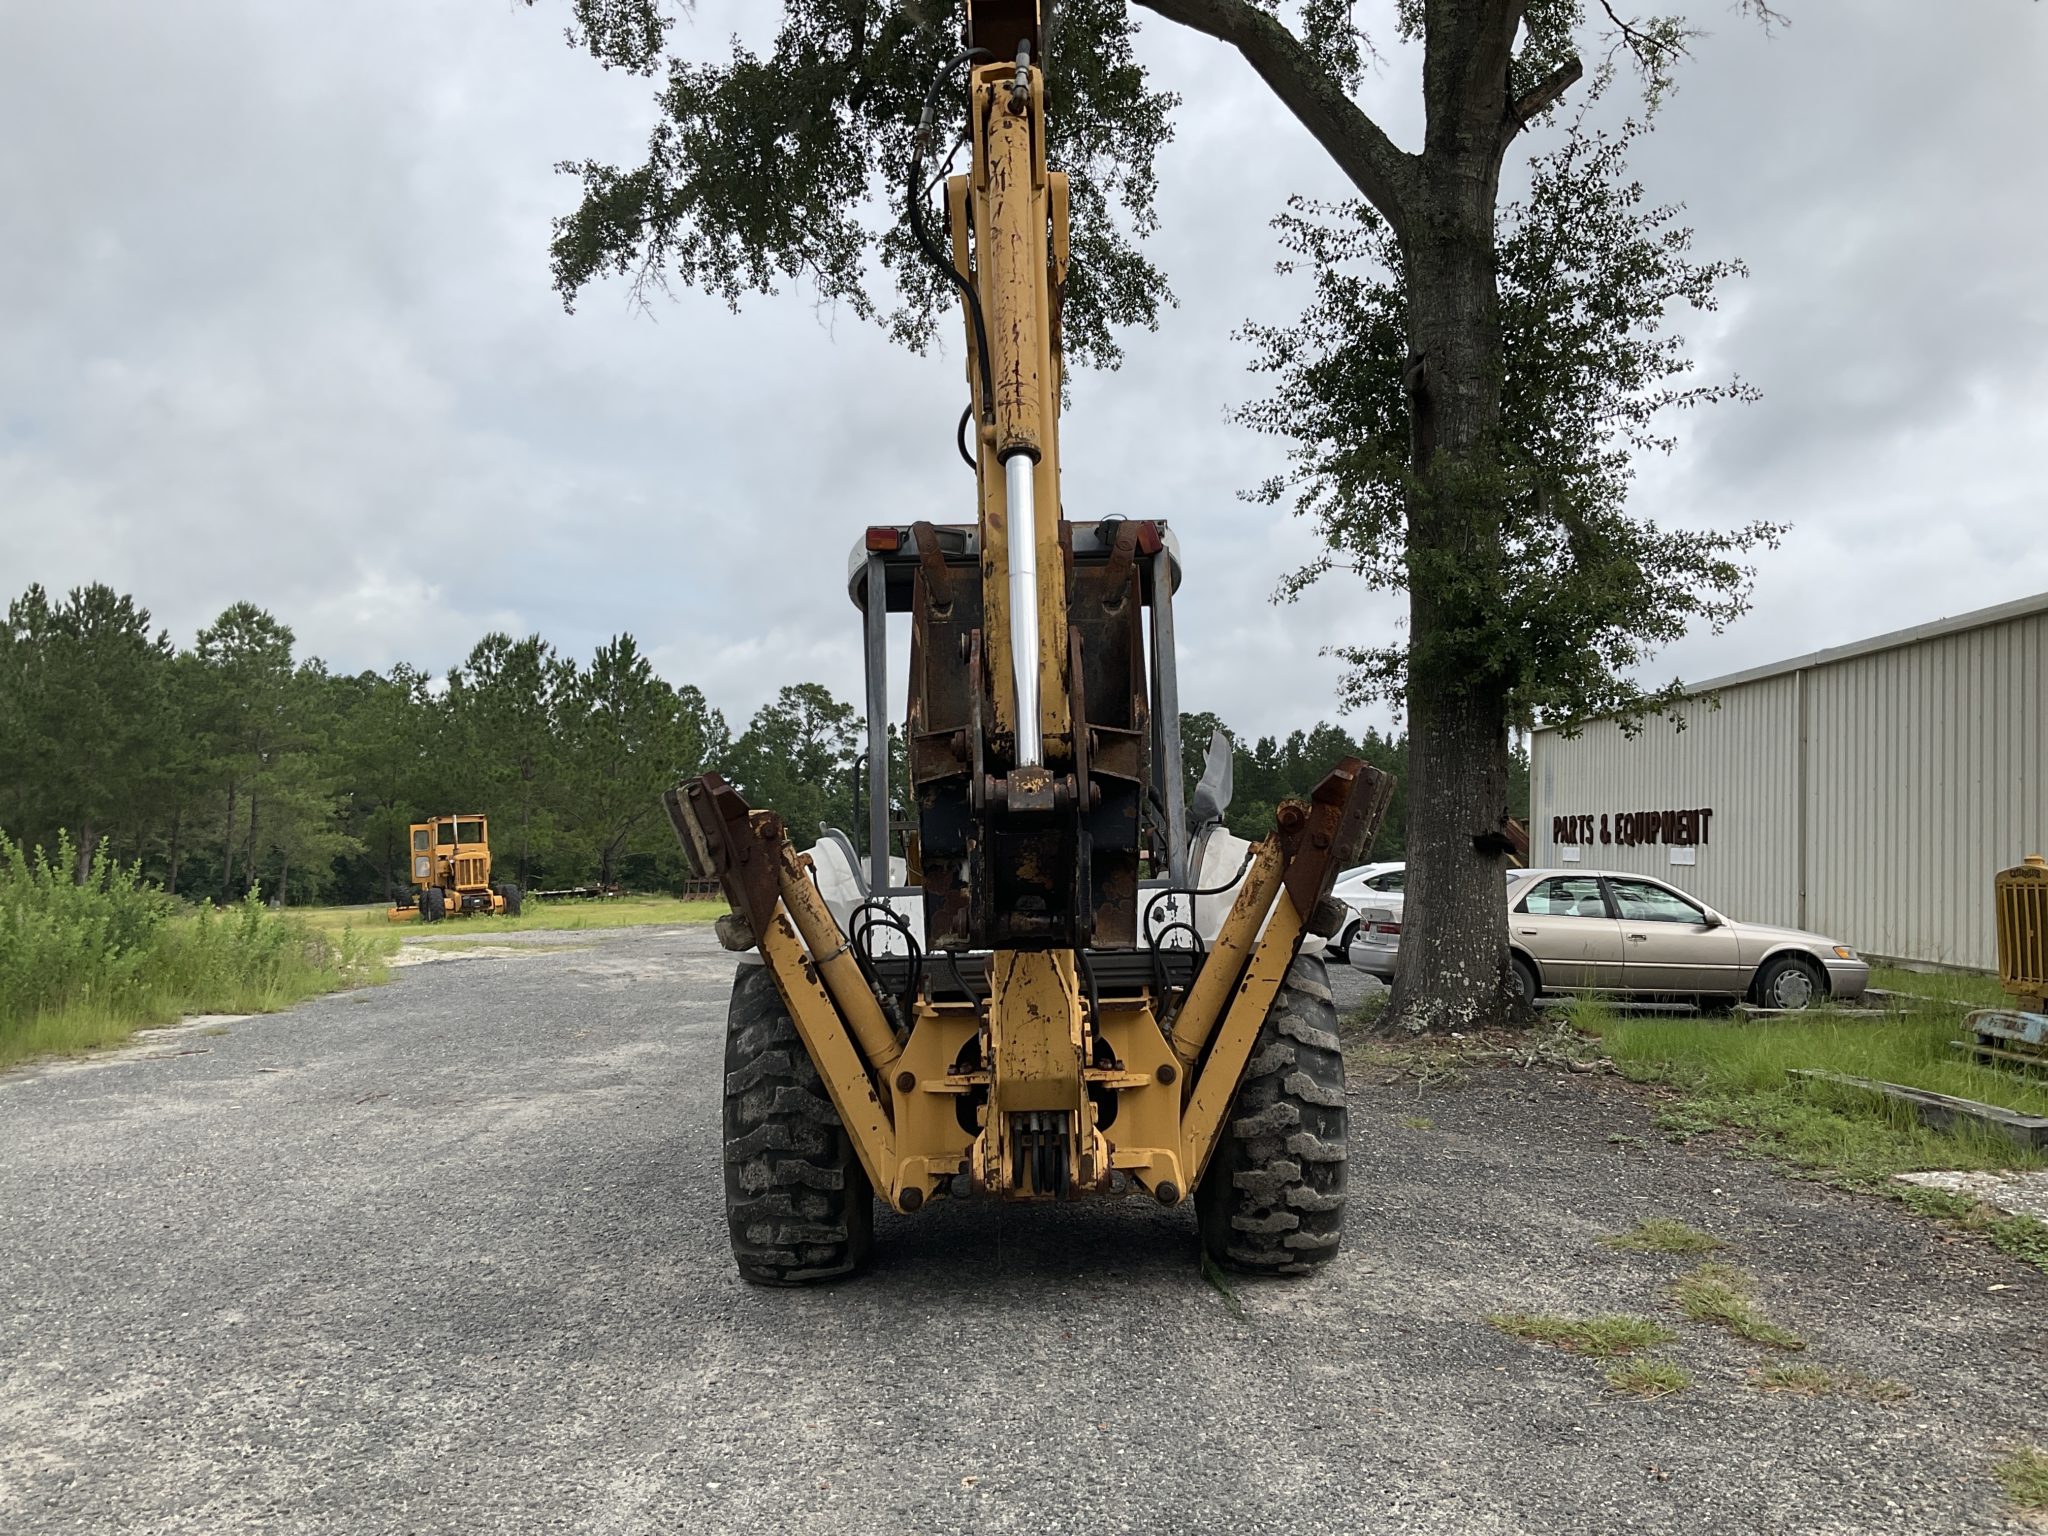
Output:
[388, 814, 524, 922]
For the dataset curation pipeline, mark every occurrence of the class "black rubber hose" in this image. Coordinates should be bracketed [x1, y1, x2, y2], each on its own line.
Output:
[907, 48, 996, 430]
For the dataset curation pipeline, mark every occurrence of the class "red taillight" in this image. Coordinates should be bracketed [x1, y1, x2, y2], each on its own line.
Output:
[1372, 922, 1401, 936]
[865, 526, 902, 551]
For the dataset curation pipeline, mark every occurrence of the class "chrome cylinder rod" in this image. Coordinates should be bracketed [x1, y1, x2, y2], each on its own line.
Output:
[1005, 451, 1042, 768]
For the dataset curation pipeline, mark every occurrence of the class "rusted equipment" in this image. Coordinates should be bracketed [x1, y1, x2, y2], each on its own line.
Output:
[1959, 855, 2048, 1073]
[670, 2, 1396, 1285]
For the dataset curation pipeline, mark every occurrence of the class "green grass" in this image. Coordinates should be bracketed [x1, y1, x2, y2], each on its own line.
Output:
[1670, 1262, 1804, 1350]
[1869, 964, 2012, 1011]
[1896, 1188, 2048, 1270]
[1488, 1312, 1676, 1358]
[1566, 990, 2048, 1272]
[1600, 1218, 1724, 1255]
[1, 835, 396, 1069]
[1996, 1446, 2048, 1512]
[1578, 997, 2048, 1186]
[295, 894, 723, 939]
[1750, 1363, 1910, 1402]
[1604, 1358, 1692, 1398]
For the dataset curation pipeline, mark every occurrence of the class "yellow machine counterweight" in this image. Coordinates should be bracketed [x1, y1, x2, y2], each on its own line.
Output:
[666, 1, 1396, 1285]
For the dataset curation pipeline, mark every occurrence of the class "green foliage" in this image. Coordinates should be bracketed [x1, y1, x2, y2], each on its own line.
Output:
[1489, 1311, 1675, 1357]
[1604, 1357, 1691, 1397]
[1578, 995, 2048, 1272]
[1750, 1363, 1911, 1402]
[537, 0, 1176, 369]
[1995, 1446, 2048, 1512]
[725, 682, 865, 843]
[1599, 1218, 1723, 1255]
[1238, 112, 1779, 724]
[1670, 1261, 1804, 1349]
[1896, 1189, 2048, 1274]
[0, 831, 392, 1067]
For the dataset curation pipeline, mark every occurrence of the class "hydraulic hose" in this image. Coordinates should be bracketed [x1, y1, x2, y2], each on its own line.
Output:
[906, 48, 996, 429]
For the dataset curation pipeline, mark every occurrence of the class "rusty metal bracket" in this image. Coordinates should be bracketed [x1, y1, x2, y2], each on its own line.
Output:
[1277, 757, 1393, 923]
[911, 519, 956, 616]
[667, 773, 781, 936]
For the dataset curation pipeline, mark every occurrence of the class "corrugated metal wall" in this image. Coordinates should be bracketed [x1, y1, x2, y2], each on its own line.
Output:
[1531, 607, 2048, 970]
[1532, 677, 1801, 932]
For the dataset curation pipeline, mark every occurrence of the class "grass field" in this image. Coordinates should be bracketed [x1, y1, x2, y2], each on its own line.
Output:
[294, 894, 724, 939]
[1, 836, 400, 1070]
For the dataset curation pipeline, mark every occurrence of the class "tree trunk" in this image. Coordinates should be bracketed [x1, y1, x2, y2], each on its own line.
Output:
[220, 780, 237, 904]
[245, 790, 261, 902]
[73, 819, 95, 886]
[1387, 159, 1517, 1032]
[166, 804, 183, 897]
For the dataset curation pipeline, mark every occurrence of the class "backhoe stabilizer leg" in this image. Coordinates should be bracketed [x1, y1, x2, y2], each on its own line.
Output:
[668, 772, 906, 1206]
[1170, 757, 1391, 1187]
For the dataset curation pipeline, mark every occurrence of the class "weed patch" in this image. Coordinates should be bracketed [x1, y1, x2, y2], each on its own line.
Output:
[1200, 1254, 1246, 1320]
[1600, 1218, 1724, 1255]
[1996, 1447, 2048, 1512]
[1605, 1358, 1691, 1398]
[1489, 1312, 1676, 1358]
[1750, 1363, 1908, 1402]
[1896, 1188, 2048, 1273]
[1671, 1262, 1804, 1350]
[0, 834, 395, 1069]
[1571, 995, 2048, 1273]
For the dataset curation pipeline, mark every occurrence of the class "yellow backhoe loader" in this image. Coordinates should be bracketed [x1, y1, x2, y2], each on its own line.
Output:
[667, 1, 1394, 1283]
[387, 814, 524, 923]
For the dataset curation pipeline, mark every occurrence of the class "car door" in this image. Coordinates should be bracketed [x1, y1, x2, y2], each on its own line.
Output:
[1510, 875, 1626, 989]
[1605, 877, 1745, 995]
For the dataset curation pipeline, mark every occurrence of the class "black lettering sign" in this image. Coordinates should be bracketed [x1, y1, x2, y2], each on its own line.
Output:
[1554, 807, 1715, 851]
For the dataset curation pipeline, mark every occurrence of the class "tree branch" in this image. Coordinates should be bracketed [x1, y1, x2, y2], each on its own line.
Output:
[1508, 56, 1583, 134]
[1133, 0, 1418, 236]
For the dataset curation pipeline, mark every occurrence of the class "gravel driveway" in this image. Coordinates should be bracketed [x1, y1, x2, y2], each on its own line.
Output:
[2, 925, 2042, 1534]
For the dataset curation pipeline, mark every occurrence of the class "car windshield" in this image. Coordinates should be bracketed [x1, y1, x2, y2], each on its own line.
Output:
[457, 819, 485, 845]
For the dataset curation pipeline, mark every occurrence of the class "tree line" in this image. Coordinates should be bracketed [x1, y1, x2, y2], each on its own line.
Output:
[1, 582, 1490, 905]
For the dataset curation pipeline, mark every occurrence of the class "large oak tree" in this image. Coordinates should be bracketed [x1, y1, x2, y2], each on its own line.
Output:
[547, 1, 1784, 1025]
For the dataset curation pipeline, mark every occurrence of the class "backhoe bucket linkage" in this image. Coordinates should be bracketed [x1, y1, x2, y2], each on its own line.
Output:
[666, 756, 1390, 1221]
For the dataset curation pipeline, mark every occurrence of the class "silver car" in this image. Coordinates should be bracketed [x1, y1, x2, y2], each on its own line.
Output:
[1349, 868, 1870, 1010]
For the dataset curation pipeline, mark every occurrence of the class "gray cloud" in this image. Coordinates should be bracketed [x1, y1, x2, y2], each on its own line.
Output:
[1, 0, 2042, 745]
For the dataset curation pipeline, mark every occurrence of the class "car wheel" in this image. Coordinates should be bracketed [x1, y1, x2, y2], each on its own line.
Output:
[1755, 954, 1824, 1011]
[1510, 954, 1539, 1006]
[1334, 921, 1359, 963]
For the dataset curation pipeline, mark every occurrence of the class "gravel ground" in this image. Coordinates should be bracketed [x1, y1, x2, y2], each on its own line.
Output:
[2, 925, 2043, 1535]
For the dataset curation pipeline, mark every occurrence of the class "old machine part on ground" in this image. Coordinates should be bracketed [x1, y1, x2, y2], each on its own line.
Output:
[387, 814, 524, 923]
[665, 1, 1394, 1284]
[1961, 854, 2048, 1070]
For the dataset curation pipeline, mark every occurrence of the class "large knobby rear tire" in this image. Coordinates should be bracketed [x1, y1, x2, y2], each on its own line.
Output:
[1195, 953, 1348, 1276]
[722, 962, 875, 1286]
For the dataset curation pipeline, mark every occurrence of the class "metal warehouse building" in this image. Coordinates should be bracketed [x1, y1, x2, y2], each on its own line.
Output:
[1529, 591, 2048, 971]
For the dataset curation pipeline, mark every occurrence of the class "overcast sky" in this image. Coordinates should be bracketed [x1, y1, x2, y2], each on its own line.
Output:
[2, 1, 2043, 742]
